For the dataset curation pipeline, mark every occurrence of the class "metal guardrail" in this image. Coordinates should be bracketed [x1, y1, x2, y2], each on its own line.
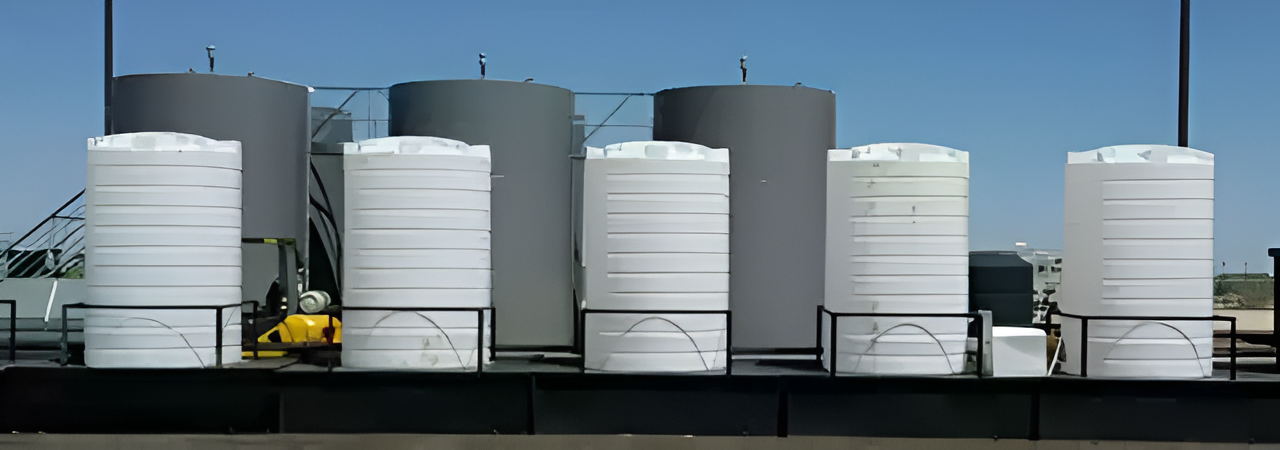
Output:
[577, 308, 733, 376]
[1053, 311, 1237, 380]
[342, 305, 495, 375]
[59, 302, 243, 368]
[817, 306, 988, 377]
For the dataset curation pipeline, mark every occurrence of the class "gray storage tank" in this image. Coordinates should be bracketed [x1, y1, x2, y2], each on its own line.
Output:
[111, 73, 311, 309]
[653, 85, 836, 352]
[389, 80, 576, 348]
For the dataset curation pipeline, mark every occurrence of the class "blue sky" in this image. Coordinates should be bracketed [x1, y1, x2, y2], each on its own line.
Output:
[1, 0, 1277, 273]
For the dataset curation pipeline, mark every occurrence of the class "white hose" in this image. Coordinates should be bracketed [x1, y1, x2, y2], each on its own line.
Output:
[1046, 335, 1063, 376]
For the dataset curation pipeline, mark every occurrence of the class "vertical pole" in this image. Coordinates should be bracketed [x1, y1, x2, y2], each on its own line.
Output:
[215, 307, 224, 368]
[976, 314, 985, 378]
[829, 314, 838, 377]
[247, 301, 260, 360]
[815, 305, 823, 362]
[578, 310, 587, 372]
[725, 310, 733, 376]
[7, 301, 15, 363]
[1229, 317, 1237, 381]
[1272, 249, 1280, 372]
[1178, 0, 1191, 147]
[490, 306, 497, 362]
[59, 304, 70, 366]
[1080, 318, 1090, 378]
[104, 0, 113, 135]
[276, 243, 290, 315]
[476, 309, 484, 375]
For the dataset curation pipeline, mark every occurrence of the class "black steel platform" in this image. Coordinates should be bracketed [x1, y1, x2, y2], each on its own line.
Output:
[3, 357, 1280, 442]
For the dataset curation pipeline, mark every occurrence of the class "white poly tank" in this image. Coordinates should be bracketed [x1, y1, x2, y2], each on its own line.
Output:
[1061, 145, 1214, 378]
[580, 141, 730, 372]
[824, 143, 970, 375]
[342, 136, 492, 369]
[85, 132, 243, 368]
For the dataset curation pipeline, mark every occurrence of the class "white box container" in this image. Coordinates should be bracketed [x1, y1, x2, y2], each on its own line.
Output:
[992, 327, 1047, 377]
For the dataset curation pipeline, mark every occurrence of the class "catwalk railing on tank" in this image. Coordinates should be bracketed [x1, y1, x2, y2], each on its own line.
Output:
[575, 92, 655, 148]
[310, 87, 390, 142]
[308, 87, 656, 149]
[1, 190, 86, 282]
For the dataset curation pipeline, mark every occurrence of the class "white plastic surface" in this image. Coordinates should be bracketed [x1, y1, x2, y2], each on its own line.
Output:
[581, 141, 730, 372]
[824, 143, 970, 375]
[992, 327, 1047, 377]
[85, 132, 243, 368]
[1062, 145, 1214, 378]
[342, 136, 493, 369]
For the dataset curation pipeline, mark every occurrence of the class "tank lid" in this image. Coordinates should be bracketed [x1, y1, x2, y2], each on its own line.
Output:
[587, 141, 728, 163]
[657, 84, 834, 95]
[344, 136, 490, 159]
[114, 72, 309, 89]
[1068, 145, 1213, 165]
[829, 143, 967, 163]
[89, 132, 240, 153]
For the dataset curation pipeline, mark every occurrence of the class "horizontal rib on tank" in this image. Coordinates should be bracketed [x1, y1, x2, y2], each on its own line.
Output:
[581, 141, 730, 373]
[341, 136, 493, 370]
[1061, 145, 1214, 378]
[85, 132, 243, 368]
[825, 143, 970, 375]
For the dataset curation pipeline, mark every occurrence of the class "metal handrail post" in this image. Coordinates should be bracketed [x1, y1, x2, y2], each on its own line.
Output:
[1079, 318, 1089, 378]
[1, 300, 15, 363]
[476, 309, 484, 376]
[59, 303, 75, 366]
[1229, 316, 1237, 381]
[242, 301, 260, 359]
[213, 305, 224, 368]
[725, 309, 733, 377]
[975, 314, 985, 378]
[489, 306, 497, 362]
[814, 305, 824, 362]
[828, 309, 838, 377]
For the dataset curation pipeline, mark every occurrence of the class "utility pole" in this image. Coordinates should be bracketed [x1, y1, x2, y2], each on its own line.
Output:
[104, 0, 113, 135]
[1178, 0, 1190, 147]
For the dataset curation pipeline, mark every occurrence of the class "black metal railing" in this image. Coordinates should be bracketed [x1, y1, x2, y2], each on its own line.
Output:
[1054, 311, 1237, 380]
[0, 299, 15, 363]
[577, 308, 733, 376]
[342, 306, 495, 374]
[817, 306, 987, 377]
[241, 300, 260, 360]
[2, 190, 86, 281]
[60, 303, 242, 368]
